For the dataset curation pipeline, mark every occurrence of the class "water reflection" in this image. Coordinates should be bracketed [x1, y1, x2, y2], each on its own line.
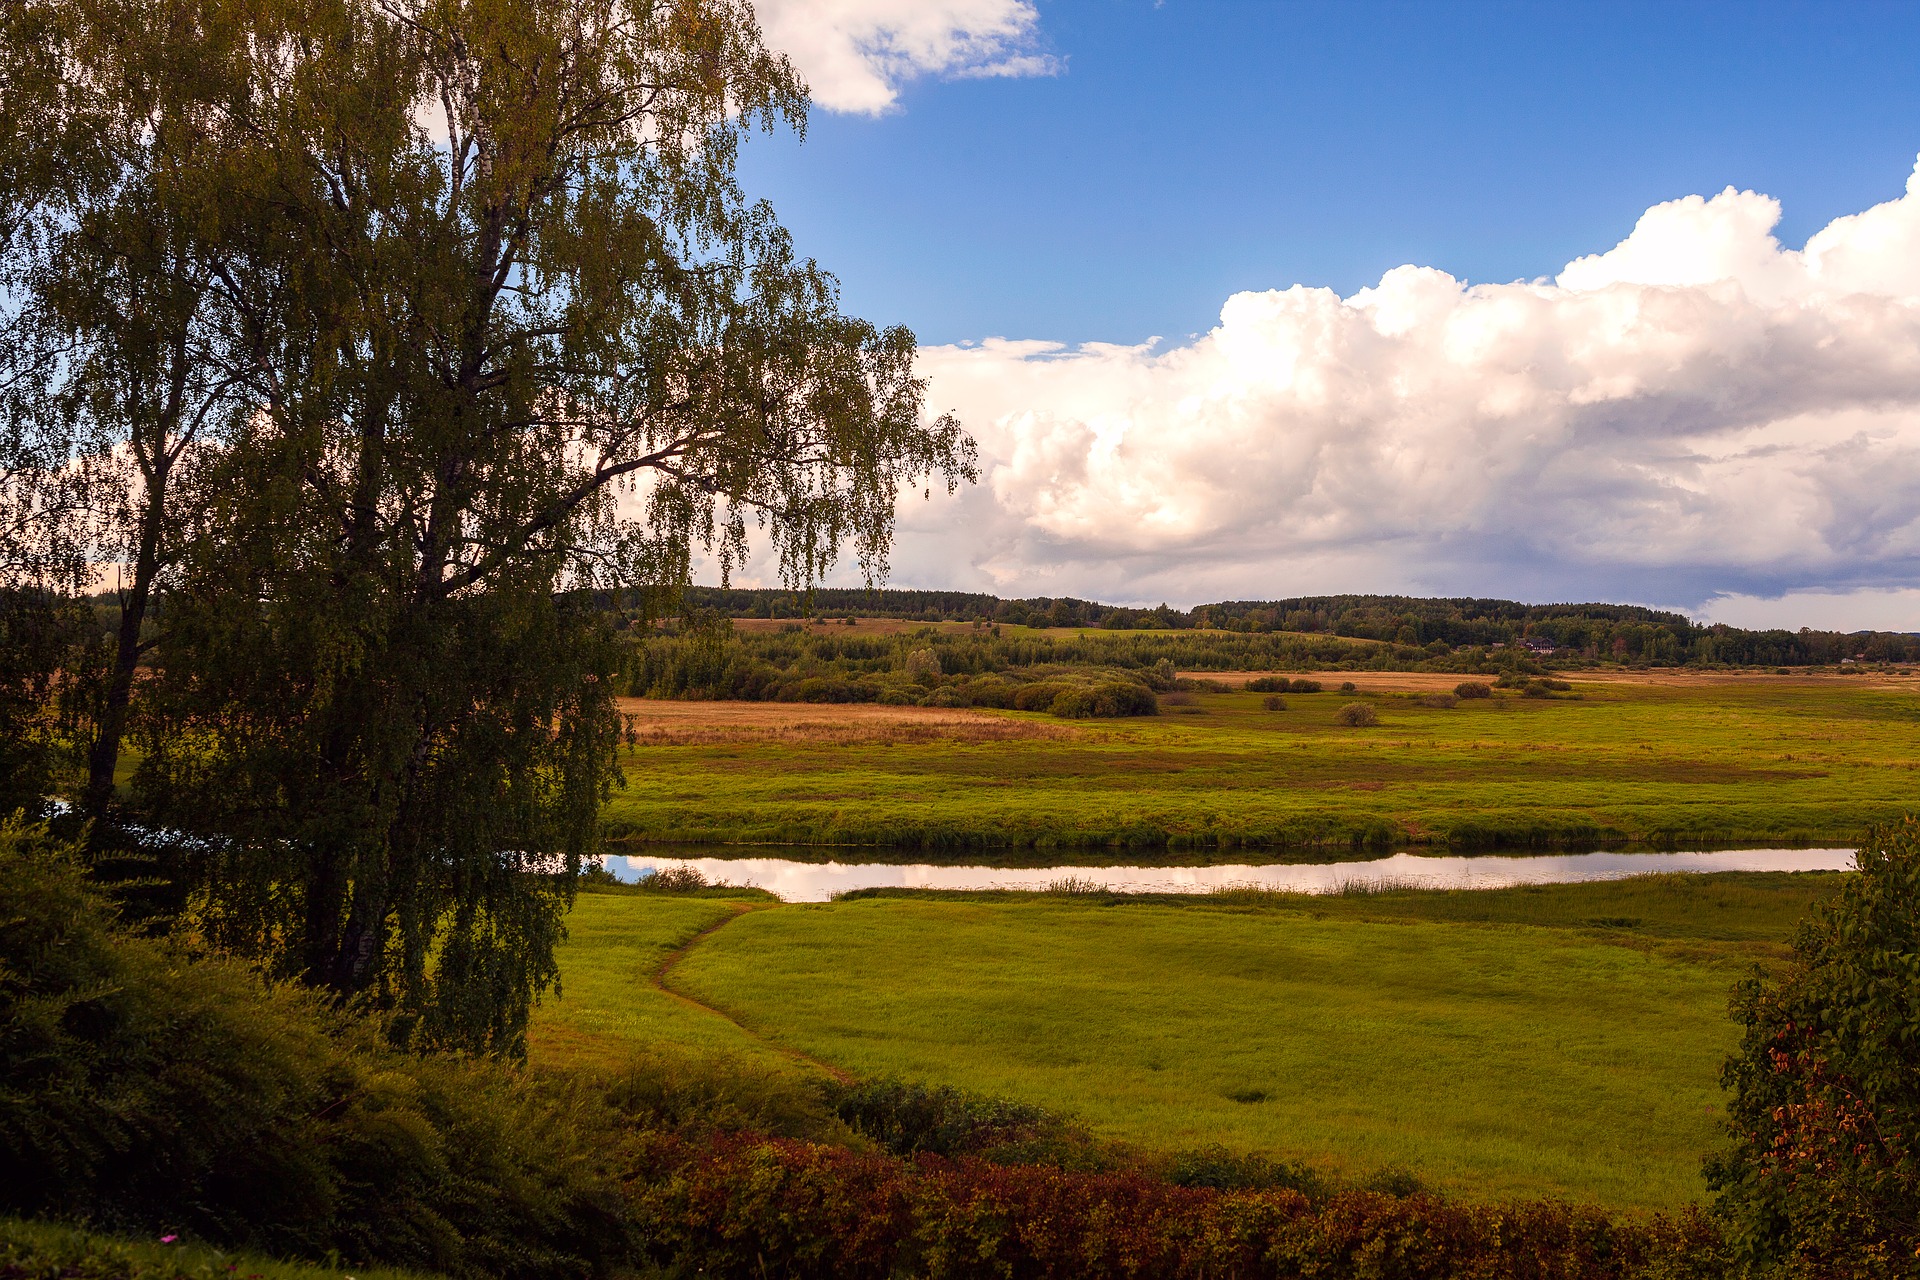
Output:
[601, 847, 1856, 903]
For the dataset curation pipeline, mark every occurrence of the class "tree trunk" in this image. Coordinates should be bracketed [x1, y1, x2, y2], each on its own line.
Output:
[83, 463, 167, 814]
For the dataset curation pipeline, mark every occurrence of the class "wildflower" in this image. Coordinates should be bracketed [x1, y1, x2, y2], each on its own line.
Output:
[160, 1235, 178, 1244]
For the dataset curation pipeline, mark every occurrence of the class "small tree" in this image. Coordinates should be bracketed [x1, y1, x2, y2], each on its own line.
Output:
[1336, 703, 1376, 726]
[1707, 818, 1920, 1276]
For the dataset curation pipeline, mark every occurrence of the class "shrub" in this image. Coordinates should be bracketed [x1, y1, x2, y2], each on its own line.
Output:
[1708, 818, 1920, 1275]
[636, 865, 712, 893]
[0, 820, 629, 1279]
[1417, 693, 1457, 709]
[1249, 677, 1324, 693]
[830, 1079, 1092, 1164]
[1338, 681, 1357, 693]
[1335, 703, 1377, 726]
[960, 675, 1019, 708]
[1011, 681, 1073, 712]
[1455, 681, 1493, 698]
[1165, 1144, 1324, 1196]
[1261, 695, 1287, 711]
[626, 1133, 1729, 1279]
[1049, 681, 1158, 718]
[603, 1048, 845, 1143]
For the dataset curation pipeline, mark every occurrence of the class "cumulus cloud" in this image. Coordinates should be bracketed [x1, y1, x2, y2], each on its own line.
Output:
[755, 0, 1057, 115]
[880, 159, 1920, 626]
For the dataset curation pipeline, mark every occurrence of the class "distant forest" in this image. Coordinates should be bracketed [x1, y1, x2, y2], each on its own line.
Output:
[673, 587, 1920, 668]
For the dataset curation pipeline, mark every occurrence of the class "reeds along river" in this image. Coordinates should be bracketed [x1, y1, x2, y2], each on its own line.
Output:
[601, 847, 1857, 903]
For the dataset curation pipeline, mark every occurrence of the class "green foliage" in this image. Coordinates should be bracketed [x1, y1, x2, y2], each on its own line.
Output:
[1709, 819, 1920, 1276]
[829, 1078, 1103, 1166]
[1049, 680, 1158, 718]
[1245, 676, 1323, 693]
[1334, 702, 1377, 726]
[625, 625, 1419, 705]
[1456, 680, 1493, 698]
[1165, 1144, 1326, 1196]
[653, 586, 1920, 666]
[0, 590, 90, 817]
[0, 820, 628, 1279]
[0, 0, 973, 1053]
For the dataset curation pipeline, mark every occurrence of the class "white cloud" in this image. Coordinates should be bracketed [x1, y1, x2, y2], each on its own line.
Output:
[1702, 588, 1920, 633]
[755, 0, 1057, 115]
[878, 157, 1920, 623]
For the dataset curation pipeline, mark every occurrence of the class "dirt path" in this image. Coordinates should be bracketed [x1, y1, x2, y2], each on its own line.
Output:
[652, 902, 854, 1083]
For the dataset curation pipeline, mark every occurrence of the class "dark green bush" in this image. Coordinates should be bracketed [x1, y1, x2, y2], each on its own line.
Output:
[831, 1078, 1084, 1162]
[1261, 695, 1287, 711]
[1165, 1144, 1324, 1196]
[601, 1048, 846, 1143]
[1011, 681, 1073, 711]
[0, 820, 627, 1279]
[1289, 678, 1323, 693]
[1049, 681, 1158, 718]
[1708, 818, 1920, 1277]
[1335, 703, 1377, 727]
[1455, 681, 1492, 698]
[0, 591, 89, 820]
[1242, 676, 1290, 692]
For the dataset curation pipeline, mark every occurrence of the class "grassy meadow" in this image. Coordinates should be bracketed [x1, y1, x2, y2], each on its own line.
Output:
[533, 872, 1843, 1211]
[604, 671, 1920, 851]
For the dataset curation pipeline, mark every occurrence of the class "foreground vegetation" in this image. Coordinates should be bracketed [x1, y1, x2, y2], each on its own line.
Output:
[11, 810, 1919, 1277]
[605, 675, 1920, 850]
[539, 871, 1841, 1211]
[0, 1219, 420, 1280]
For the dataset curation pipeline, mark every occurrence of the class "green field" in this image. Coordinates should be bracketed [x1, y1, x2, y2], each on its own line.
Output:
[0, 1218, 425, 1280]
[533, 872, 1841, 1210]
[604, 675, 1920, 851]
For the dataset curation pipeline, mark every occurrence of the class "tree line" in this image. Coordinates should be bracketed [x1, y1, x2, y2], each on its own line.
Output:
[656, 587, 1920, 666]
[0, 0, 968, 1052]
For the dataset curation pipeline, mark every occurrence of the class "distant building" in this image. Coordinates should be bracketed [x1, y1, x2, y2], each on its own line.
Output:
[1520, 636, 1557, 656]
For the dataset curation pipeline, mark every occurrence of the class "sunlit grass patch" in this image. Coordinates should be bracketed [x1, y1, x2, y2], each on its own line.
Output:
[665, 897, 1745, 1209]
[604, 678, 1920, 850]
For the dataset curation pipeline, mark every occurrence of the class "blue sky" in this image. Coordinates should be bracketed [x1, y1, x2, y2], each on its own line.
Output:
[748, 1, 1920, 347]
[729, 1, 1920, 628]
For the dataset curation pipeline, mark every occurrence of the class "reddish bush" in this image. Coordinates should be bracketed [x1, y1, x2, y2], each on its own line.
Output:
[624, 1134, 1727, 1279]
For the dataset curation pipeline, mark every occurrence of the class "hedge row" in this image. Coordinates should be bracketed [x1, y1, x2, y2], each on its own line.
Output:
[625, 1133, 1730, 1280]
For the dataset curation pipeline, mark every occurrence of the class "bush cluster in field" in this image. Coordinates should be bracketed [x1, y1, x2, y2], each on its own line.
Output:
[624, 623, 1549, 712]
